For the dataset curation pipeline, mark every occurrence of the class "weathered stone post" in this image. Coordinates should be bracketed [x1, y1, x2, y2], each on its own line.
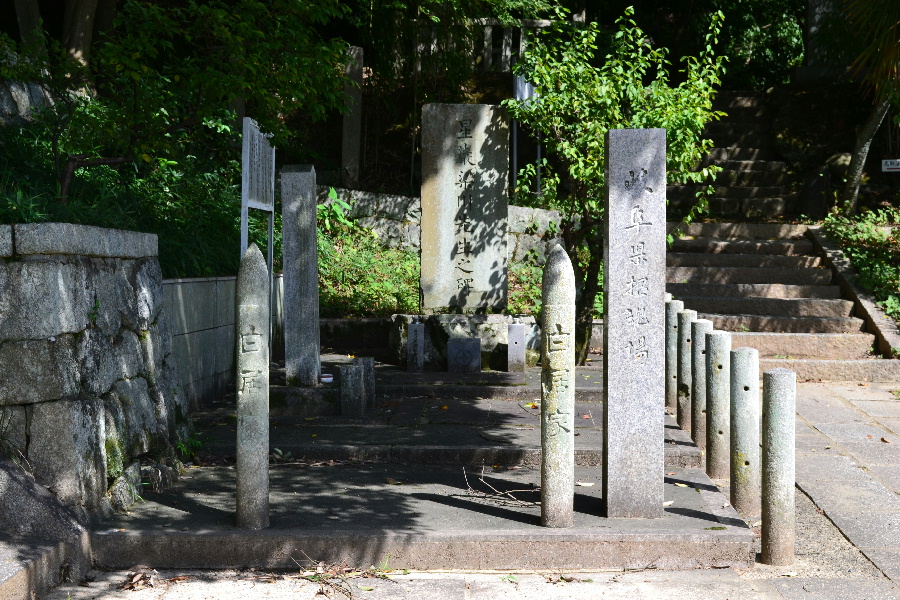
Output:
[691, 319, 714, 449]
[706, 331, 732, 479]
[731, 346, 761, 517]
[282, 165, 321, 386]
[235, 244, 270, 530]
[603, 128, 666, 518]
[762, 368, 796, 565]
[508, 319, 526, 373]
[677, 309, 698, 434]
[540, 244, 576, 528]
[340, 364, 365, 418]
[342, 46, 363, 188]
[665, 299, 684, 410]
[407, 320, 425, 372]
[352, 356, 375, 409]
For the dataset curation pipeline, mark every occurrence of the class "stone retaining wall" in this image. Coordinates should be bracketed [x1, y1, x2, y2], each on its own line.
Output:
[0, 223, 186, 516]
[319, 187, 562, 262]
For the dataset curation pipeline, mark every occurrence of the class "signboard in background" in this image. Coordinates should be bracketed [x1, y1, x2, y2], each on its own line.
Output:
[882, 159, 900, 172]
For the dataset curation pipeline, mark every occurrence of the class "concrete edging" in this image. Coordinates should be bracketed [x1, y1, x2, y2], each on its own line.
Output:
[13, 222, 158, 258]
[807, 226, 900, 358]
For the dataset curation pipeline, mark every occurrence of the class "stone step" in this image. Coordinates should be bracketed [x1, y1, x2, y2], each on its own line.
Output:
[732, 332, 876, 360]
[670, 238, 815, 255]
[713, 92, 765, 108]
[680, 296, 854, 318]
[716, 170, 790, 187]
[759, 358, 900, 383]
[667, 222, 808, 240]
[668, 266, 831, 285]
[667, 253, 821, 268]
[667, 282, 840, 299]
[667, 197, 788, 220]
[667, 185, 785, 199]
[714, 159, 788, 172]
[700, 313, 864, 334]
[708, 133, 772, 148]
[705, 122, 772, 137]
[707, 147, 777, 161]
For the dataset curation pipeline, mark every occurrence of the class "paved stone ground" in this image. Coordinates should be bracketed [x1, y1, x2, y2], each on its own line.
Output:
[42, 381, 900, 599]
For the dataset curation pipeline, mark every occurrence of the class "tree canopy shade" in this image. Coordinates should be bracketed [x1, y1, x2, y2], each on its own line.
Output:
[506, 7, 725, 363]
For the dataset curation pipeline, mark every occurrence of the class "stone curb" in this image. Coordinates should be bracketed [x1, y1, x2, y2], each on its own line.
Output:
[0, 224, 11, 257]
[13, 223, 158, 258]
[759, 359, 900, 382]
[807, 226, 900, 358]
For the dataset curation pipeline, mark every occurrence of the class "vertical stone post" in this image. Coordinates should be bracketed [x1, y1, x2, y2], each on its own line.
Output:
[507, 320, 526, 373]
[665, 299, 684, 410]
[342, 46, 363, 188]
[235, 244, 270, 530]
[603, 128, 666, 518]
[540, 244, 576, 528]
[731, 346, 761, 517]
[340, 364, 365, 418]
[407, 320, 425, 372]
[691, 319, 714, 449]
[281, 166, 321, 387]
[352, 356, 375, 409]
[762, 368, 796, 565]
[706, 331, 732, 479]
[676, 309, 698, 434]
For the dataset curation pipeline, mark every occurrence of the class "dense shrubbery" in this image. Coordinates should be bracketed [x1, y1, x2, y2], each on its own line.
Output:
[823, 206, 900, 325]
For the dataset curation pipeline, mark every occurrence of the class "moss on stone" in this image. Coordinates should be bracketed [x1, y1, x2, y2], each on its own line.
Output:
[105, 436, 125, 480]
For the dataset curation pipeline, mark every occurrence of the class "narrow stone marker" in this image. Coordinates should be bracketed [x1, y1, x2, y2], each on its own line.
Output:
[407, 320, 425, 372]
[507, 320, 526, 373]
[731, 346, 761, 517]
[762, 367, 796, 566]
[541, 244, 576, 528]
[235, 244, 270, 530]
[603, 128, 666, 518]
[676, 309, 698, 434]
[665, 299, 684, 410]
[352, 356, 376, 409]
[691, 319, 714, 449]
[706, 331, 732, 480]
[282, 165, 321, 386]
[339, 364, 365, 418]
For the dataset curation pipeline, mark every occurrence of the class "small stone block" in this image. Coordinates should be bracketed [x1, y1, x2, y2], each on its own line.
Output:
[0, 225, 11, 257]
[407, 322, 425, 372]
[352, 356, 376, 409]
[447, 338, 481, 373]
[507, 323, 526, 373]
[339, 364, 366, 418]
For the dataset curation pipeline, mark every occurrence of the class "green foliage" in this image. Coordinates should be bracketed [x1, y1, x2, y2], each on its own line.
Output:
[318, 188, 354, 235]
[823, 206, 900, 325]
[317, 226, 420, 318]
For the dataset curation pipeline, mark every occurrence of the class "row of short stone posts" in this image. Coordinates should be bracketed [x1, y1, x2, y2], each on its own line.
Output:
[666, 300, 797, 565]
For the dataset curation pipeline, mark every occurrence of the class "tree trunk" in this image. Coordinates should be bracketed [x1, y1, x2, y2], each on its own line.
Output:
[14, 0, 42, 45]
[842, 97, 890, 215]
[92, 0, 118, 40]
[63, 0, 99, 65]
[571, 233, 603, 366]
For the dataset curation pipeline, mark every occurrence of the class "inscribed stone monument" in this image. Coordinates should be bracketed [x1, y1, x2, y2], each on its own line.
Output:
[420, 103, 509, 313]
[235, 244, 270, 530]
[603, 128, 666, 518]
[447, 338, 481, 373]
[540, 244, 576, 528]
[282, 165, 321, 386]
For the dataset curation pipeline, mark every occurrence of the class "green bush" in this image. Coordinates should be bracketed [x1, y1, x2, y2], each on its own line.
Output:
[823, 206, 900, 324]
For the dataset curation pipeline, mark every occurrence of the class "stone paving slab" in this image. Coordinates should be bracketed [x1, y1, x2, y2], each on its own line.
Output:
[813, 423, 900, 443]
[862, 549, 900, 583]
[854, 401, 900, 418]
[770, 577, 900, 600]
[839, 441, 900, 466]
[867, 465, 900, 493]
[91, 465, 752, 571]
[827, 512, 900, 548]
[798, 479, 900, 512]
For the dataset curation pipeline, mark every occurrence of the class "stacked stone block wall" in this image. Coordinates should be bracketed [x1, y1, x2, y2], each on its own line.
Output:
[0, 223, 186, 516]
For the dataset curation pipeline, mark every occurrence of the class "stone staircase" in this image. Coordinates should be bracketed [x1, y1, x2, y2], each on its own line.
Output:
[667, 91, 789, 221]
[666, 221, 900, 381]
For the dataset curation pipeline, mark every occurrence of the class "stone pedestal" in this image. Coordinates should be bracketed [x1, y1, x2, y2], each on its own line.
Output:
[447, 338, 481, 373]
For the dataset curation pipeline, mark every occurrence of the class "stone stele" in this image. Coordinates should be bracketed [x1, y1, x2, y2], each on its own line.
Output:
[540, 244, 576, 528]
[603, 128, 666, 518]
[235, 244, 270, 530]
[420, 103, 509, 313]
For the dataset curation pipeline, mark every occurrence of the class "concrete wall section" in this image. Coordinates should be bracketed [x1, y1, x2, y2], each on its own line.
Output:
[162, 277, 236, 407]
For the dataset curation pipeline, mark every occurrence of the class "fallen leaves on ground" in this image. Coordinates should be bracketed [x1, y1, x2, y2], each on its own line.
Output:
[118, 567, 159, 591]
